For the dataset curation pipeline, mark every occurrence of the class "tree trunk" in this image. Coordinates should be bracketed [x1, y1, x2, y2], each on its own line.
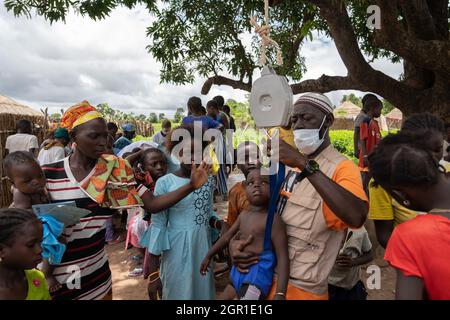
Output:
[397, 72, 450, 123]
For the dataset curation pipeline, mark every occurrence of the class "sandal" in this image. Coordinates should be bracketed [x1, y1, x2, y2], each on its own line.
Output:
[131, 255, 143, 262]
[128, 267, 143, 277]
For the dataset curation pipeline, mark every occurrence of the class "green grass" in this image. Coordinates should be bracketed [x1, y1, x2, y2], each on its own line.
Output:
[330, 130, 394, 163]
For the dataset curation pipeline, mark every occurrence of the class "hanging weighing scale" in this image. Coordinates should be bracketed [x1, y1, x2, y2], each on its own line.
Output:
[250, 64, 292, 129]
[241, 1, 294, 299]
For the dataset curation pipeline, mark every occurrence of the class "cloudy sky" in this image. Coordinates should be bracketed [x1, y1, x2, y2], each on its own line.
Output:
[0, 3, 403, 117]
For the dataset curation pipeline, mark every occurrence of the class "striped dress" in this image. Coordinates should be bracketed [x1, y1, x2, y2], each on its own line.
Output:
[42, 157, 115, 300]
[214, 136, 228, 196]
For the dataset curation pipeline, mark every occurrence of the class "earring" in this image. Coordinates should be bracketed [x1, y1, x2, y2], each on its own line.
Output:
[403, 200, 410, 206]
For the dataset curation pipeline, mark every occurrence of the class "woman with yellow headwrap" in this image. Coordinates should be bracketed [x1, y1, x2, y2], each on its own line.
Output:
[40, 101, 211, 300]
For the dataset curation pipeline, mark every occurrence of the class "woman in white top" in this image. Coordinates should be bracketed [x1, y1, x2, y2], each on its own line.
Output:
[37, 128, 70, 165]
[4, 119, 39, 157]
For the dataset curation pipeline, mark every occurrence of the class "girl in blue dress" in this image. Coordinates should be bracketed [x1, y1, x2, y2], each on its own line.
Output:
[141, 124, 224, 300]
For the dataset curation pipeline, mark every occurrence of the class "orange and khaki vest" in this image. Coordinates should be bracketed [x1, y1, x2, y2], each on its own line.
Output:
[280, 145, 348, 296]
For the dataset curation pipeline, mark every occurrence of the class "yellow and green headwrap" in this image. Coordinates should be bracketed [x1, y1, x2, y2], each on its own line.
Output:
[60, 100, 103, 130]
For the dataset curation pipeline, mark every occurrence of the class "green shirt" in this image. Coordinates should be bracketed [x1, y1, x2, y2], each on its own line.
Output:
[25, 269, 51, 300]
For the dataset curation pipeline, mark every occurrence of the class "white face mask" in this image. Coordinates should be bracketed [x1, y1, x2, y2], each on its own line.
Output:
[293, 116, 328, 155]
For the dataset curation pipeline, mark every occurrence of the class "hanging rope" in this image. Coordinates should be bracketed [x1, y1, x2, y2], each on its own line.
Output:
[249, 0, 283, 66]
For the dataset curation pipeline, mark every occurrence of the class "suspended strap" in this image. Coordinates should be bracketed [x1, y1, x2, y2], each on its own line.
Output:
[263, 162, 286, 251]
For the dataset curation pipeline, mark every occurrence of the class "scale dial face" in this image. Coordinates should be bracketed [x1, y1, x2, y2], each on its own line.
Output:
[250, 66, 293, 128]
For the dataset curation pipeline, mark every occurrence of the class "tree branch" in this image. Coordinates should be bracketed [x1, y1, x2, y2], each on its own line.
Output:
[373, 0, 450, 75]
[308, 0, 418, 108]
[202, 74, 365, 96]
[308, 0, 371, 79]
[290, 75, 360, 94]
[201, 75, 251, 95]
[398, 0, 437, 39]
[426, 0, 449, 40]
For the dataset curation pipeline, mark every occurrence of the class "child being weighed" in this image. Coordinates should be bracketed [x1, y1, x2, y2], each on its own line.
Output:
[200, 168, 289, 300]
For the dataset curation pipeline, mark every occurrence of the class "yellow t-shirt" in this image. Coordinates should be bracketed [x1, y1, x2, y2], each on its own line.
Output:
[208, 146, 220, 176]
[25, 269, 51, 300]
[368, 180, 418, 226]
[268, 127, 296, 148]
[440, 159, 450, 172]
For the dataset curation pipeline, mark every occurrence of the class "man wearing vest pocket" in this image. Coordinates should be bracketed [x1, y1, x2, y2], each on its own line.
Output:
[230, 92, 369, 300]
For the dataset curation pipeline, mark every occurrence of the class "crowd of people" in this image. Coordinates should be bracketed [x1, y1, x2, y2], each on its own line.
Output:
[0, 92, 449, 301]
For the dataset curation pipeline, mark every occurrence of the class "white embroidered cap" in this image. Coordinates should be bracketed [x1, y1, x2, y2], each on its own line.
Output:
[294, 92, 335, 116]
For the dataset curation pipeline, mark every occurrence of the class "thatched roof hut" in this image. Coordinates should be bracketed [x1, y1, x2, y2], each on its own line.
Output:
[385, 108, 403, 130]
[331, 100, 389, 131]
[0, 95, 45, 207]
[0, 95, 43, 117]
[331, 101, 362, 130]
[386, 108, 403, 120]
[333, 101, 362, 119]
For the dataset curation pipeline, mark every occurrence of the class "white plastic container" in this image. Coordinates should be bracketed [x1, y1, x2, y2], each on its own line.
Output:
[250, 65, 293, 128]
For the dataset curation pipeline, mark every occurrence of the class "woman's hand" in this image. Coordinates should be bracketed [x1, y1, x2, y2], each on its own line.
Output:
[229, 232, 259, 273]
[189, 161, 211, 189]
[200, 256, 212, 275]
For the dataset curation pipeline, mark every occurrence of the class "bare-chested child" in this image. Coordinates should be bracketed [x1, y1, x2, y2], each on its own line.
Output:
[200, 168, 289, 300]
[4, 151, 61, 293]
[4, 151, 49, 210]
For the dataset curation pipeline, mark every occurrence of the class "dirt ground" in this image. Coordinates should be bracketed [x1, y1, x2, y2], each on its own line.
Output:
[106, 217, 396, 300]
[106, 174, 396, 300]
[106, 243, 395, 300]
[106, 199, 231, 300]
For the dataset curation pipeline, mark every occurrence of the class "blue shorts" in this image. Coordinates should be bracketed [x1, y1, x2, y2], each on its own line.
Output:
[230, 249, 276, 297]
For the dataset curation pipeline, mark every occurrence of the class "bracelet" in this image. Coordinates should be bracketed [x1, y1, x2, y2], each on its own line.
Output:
[148, 270, 160, 282]
[149, 276, 160, 284]
[275, 292, 286, 297]
[149, 270, 159, 277]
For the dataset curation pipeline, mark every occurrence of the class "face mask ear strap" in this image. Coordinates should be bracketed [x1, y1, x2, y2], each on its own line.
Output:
[318, 115, 329, 139]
